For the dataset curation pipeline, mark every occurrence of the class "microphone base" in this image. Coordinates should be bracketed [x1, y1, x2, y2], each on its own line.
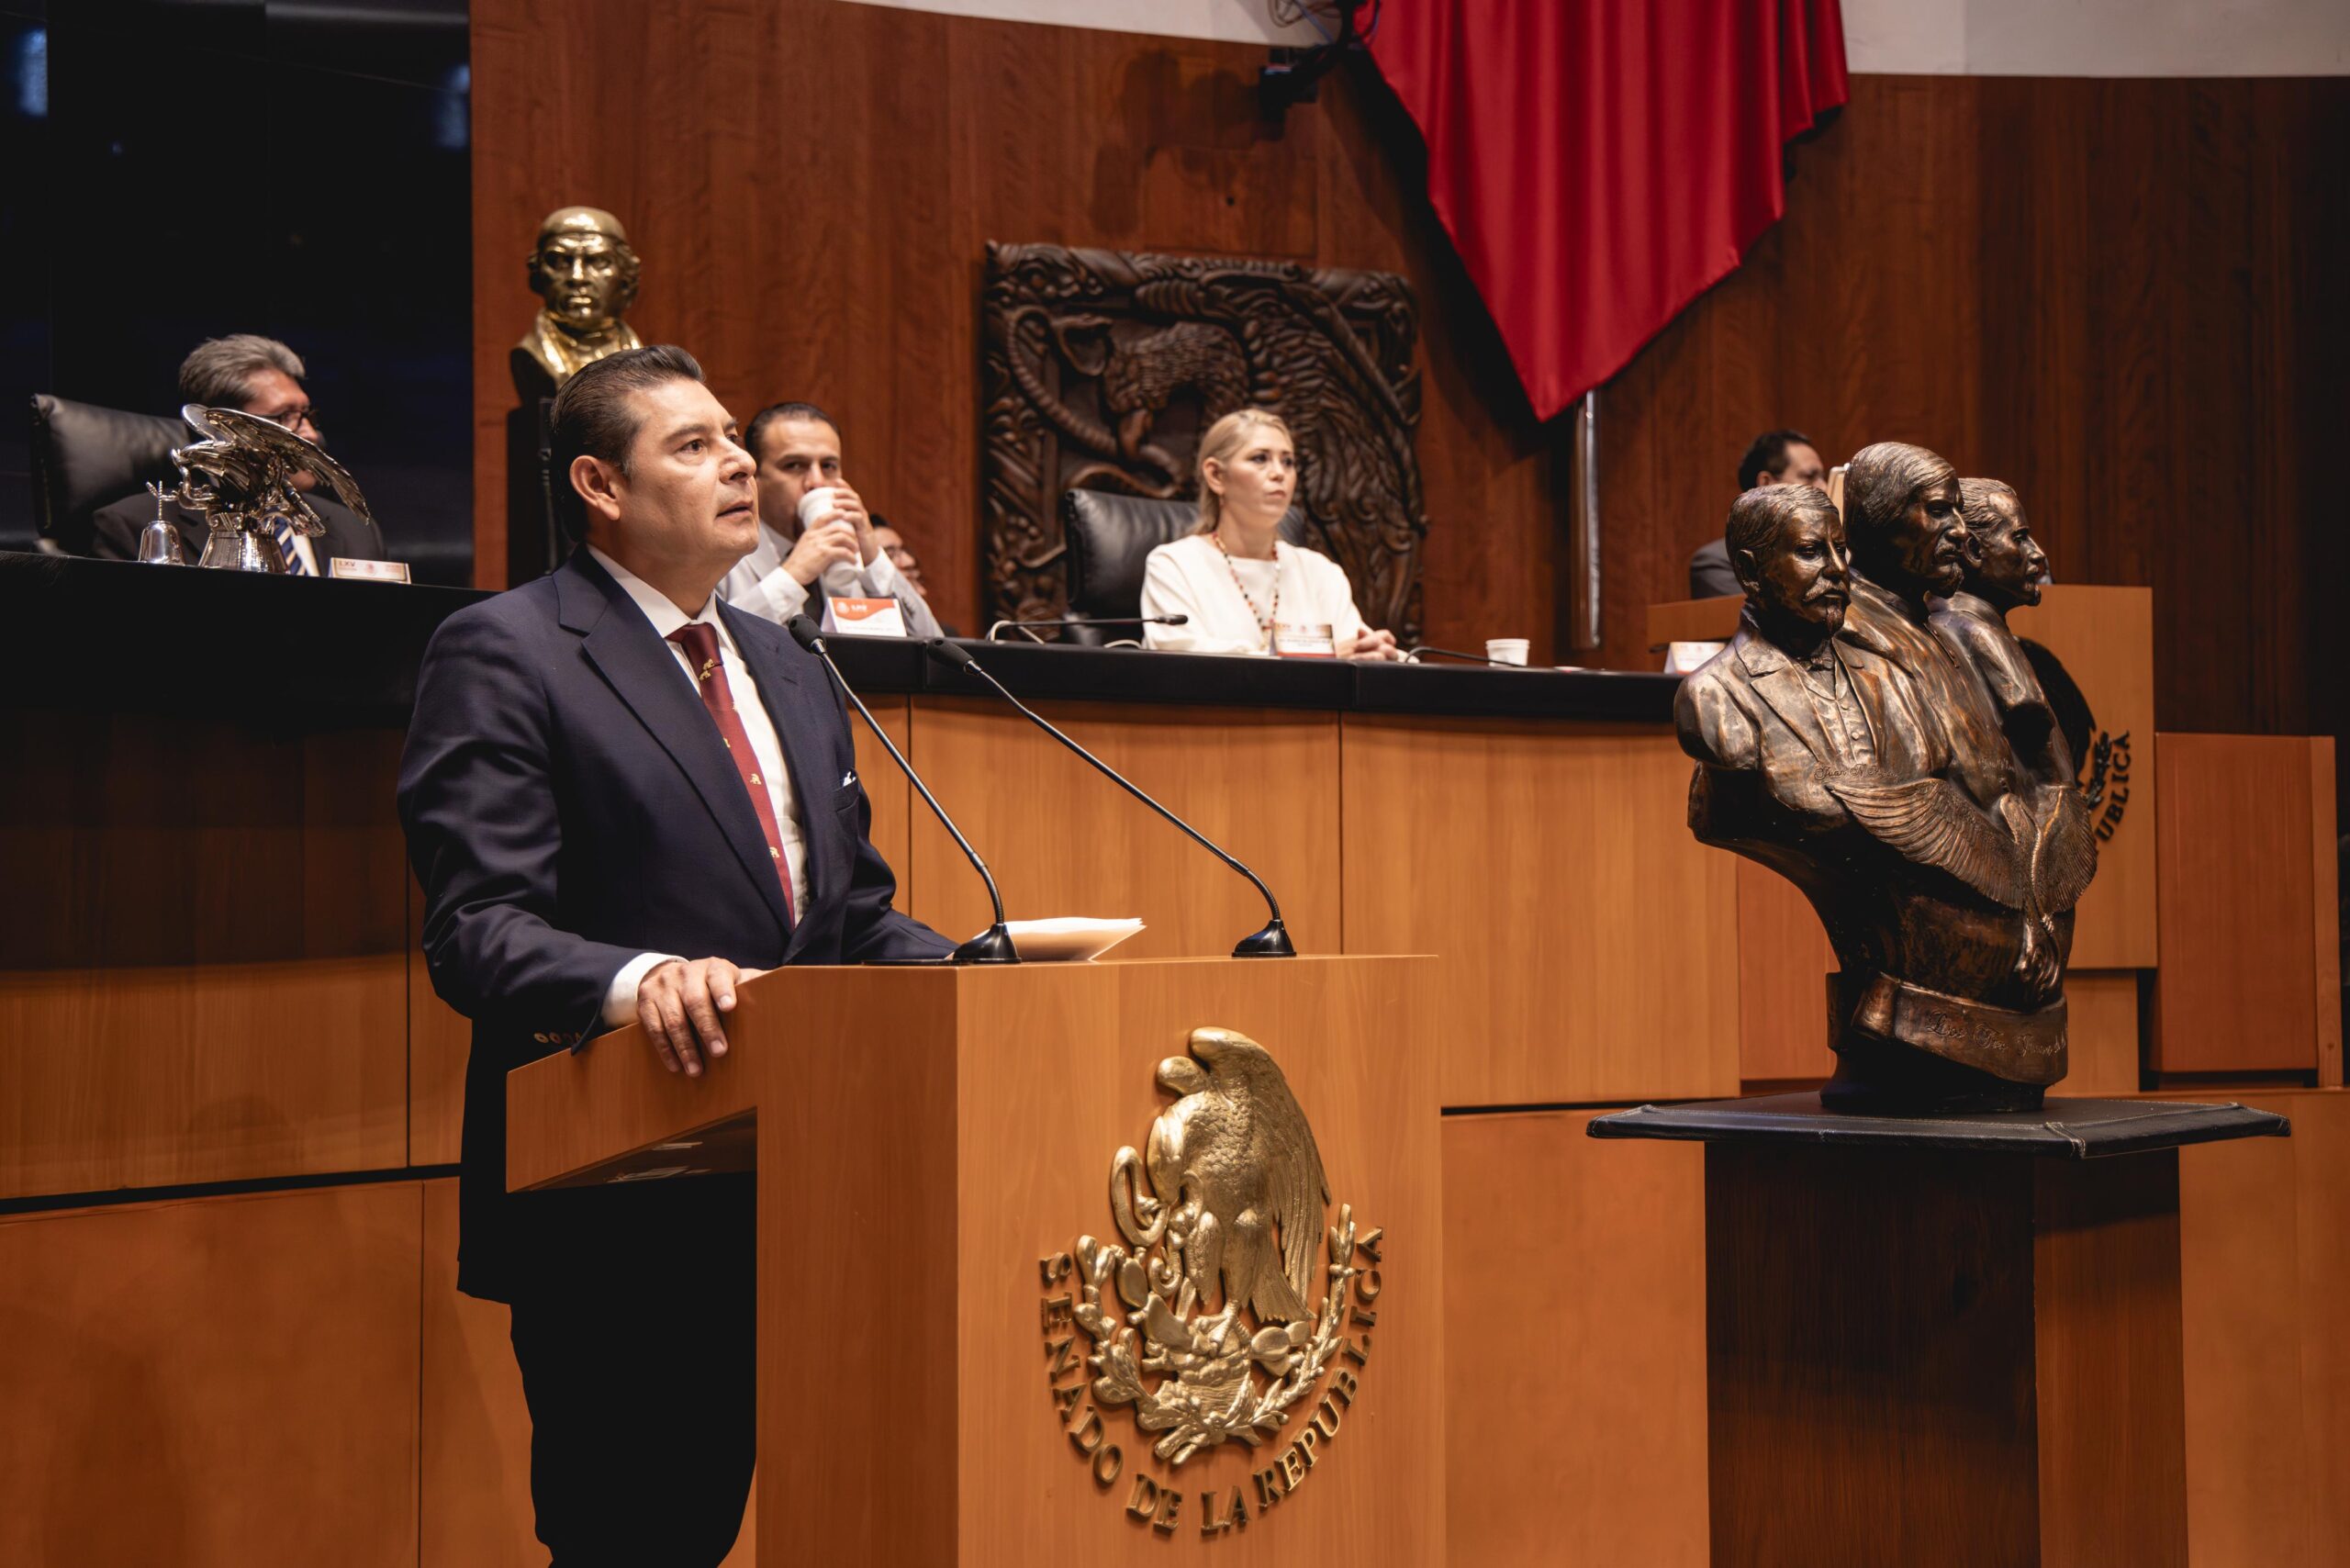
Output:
[953, 924, 1023, 965]
[1231, 918, 1296, 958]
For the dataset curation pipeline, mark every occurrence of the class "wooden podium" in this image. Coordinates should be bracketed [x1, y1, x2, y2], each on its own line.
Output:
[506, 955, 1443, 1562]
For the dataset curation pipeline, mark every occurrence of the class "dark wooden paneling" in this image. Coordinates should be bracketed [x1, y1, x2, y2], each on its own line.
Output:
[468, 3, 1553, 657]
[1601, 74, 2348, 752]
[0, 1183, 423, 1567]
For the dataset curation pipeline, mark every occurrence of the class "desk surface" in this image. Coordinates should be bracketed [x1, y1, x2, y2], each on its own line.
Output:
[0, 551, 1681, 724]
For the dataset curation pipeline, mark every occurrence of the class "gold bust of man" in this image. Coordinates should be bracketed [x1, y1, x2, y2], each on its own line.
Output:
[513, 206, 643, 391]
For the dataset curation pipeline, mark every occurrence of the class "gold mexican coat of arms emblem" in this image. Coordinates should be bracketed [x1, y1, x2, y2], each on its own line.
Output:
[1039, 1027, 1383, 1538]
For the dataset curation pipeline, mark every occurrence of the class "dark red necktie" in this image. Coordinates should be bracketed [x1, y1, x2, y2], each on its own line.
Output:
[666, 622, 795, 924]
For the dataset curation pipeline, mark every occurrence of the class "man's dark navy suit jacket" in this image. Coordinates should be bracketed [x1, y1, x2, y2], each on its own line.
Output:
[397, 549, 950, 1301]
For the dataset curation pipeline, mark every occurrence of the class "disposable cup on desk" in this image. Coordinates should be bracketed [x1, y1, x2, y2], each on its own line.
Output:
[1484, 638, 1529, 666]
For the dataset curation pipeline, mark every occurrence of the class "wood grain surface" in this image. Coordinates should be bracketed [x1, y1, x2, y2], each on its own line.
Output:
[2031, 1151, 2188, 1565]
[0, 712, 410, 1199]
[1443, 1111, 1707, 1567]
[2152, 734, 2325, 1072]
[0, 1182, 423, 1567]
[898, 697, 1344, 962]
[1705, 1145, 2042, 1566]
[1339, 716, 1740, 1105]
[2168, 1086, 2350, 1568]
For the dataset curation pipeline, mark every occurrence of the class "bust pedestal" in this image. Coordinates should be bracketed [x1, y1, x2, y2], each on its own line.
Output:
[1591, 1093, 2288, 1567]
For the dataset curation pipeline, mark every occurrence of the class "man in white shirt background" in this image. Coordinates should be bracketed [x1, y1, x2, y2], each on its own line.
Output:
[721, 398, 944, 638]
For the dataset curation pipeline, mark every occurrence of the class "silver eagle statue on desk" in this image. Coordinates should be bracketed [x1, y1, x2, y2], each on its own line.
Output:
[158, 403, 375, 573]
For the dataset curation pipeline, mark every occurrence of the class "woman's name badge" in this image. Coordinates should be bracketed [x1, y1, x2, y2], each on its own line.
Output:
[1271, 622, 1337, 658]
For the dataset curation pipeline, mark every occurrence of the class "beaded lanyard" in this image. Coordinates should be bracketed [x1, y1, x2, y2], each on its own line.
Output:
[1214, 532, 1280, 652]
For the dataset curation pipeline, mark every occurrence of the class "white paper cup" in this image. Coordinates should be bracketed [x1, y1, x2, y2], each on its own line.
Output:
[1485, 638, 1530, 666]
[796, 486, 841, 532]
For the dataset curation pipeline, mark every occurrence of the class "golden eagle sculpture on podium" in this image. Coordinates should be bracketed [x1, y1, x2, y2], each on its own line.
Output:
[1676, 443, 2098, 1113]
[511, 205, 643, 395]
[1065, 1027, 1377, 1476]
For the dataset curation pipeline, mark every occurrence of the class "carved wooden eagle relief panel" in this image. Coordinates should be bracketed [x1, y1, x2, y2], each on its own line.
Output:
[980, 242, 1429, 639]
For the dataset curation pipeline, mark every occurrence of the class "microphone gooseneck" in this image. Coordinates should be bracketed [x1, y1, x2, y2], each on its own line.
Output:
[923, 638, 1294, 959]
[985, 614, 1189, 644]
[786, 616, 1017, 965]
[1404, 644, 1535, 667]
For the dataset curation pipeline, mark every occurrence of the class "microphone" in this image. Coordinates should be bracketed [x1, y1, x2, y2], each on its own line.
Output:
[922, 638, 1294, 958]
[785, 615, 1018, 965]
[985, 614, 1188, 644]
[1404, 644, 1535, 668]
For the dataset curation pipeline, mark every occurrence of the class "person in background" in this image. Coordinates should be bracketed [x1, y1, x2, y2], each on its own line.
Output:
[1139, 408, 1401, 659]
[1689, 429, 1829, 597]
[869, 513, 960, 636]
[88, 334, 386, 571]
[719, 400, 942, 638]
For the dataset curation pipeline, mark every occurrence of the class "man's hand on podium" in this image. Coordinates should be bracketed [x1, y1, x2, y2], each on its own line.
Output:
[635, 958, 766, 1078]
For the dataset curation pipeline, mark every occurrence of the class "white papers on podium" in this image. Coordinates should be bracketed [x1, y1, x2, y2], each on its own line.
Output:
[823, 596, 908, 637]
[1001, 917, 1145, 962]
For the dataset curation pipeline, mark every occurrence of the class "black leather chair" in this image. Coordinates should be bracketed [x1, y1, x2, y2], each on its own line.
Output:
[1058, 489, 1306, 645]
[29, 394, 189, 556]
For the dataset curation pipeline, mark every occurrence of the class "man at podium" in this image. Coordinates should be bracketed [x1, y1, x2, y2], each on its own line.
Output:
[397, 345, 948, 1564]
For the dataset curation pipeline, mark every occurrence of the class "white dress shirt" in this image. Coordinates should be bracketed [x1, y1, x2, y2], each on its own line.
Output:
[1138, 533, 1369, 655]
[588, 545, 810, 1026]
[721, 518, 944, 639]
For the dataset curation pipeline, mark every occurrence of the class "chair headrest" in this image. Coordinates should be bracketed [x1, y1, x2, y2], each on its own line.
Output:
[30, 394, 189, 554]
[1058, 489, 1308, 645]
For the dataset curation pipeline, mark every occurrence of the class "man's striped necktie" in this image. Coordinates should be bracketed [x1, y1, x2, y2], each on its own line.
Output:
[272, 518, 312, 577]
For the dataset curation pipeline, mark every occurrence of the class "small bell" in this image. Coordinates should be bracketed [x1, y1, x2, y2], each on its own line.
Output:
[134, 483, 185, 565]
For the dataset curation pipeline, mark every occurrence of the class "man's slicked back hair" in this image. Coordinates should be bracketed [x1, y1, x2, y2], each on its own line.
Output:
[178, 334, 307, 409]
[743, 400, 838, 466]
[549, 344, 706, 538]
[1737, 429, 1814, 493]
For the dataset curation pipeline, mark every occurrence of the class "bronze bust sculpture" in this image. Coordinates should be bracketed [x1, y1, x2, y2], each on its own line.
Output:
[512, 206, 643, 394]
[1932, 478, 2071, 786]
[1677, 449, 2098, 1113]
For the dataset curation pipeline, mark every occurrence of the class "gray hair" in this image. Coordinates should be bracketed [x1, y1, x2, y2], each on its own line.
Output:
[1725, 483, 1836, 572]
[177, 334, 307, 409]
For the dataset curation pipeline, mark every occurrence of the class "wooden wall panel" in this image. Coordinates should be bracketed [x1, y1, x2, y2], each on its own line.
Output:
[0, 711, 410, 1199]
[1340, 718, 1740, 1105]
[0, 1183, 422, 1566]
[2152, 734, 2327, 1073]
[2065, 969, 2143, 1097]
[468, 1, 1552, 657]
[900, 698, 1343, 960]
[1443, 1111, 1708, 1568]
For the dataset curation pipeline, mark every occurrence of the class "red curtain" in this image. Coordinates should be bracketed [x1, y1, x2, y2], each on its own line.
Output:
[1366, 0, 1848, 421]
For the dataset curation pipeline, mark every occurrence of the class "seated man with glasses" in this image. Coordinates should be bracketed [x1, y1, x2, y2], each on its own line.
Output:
[88, 333, 388, 572]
